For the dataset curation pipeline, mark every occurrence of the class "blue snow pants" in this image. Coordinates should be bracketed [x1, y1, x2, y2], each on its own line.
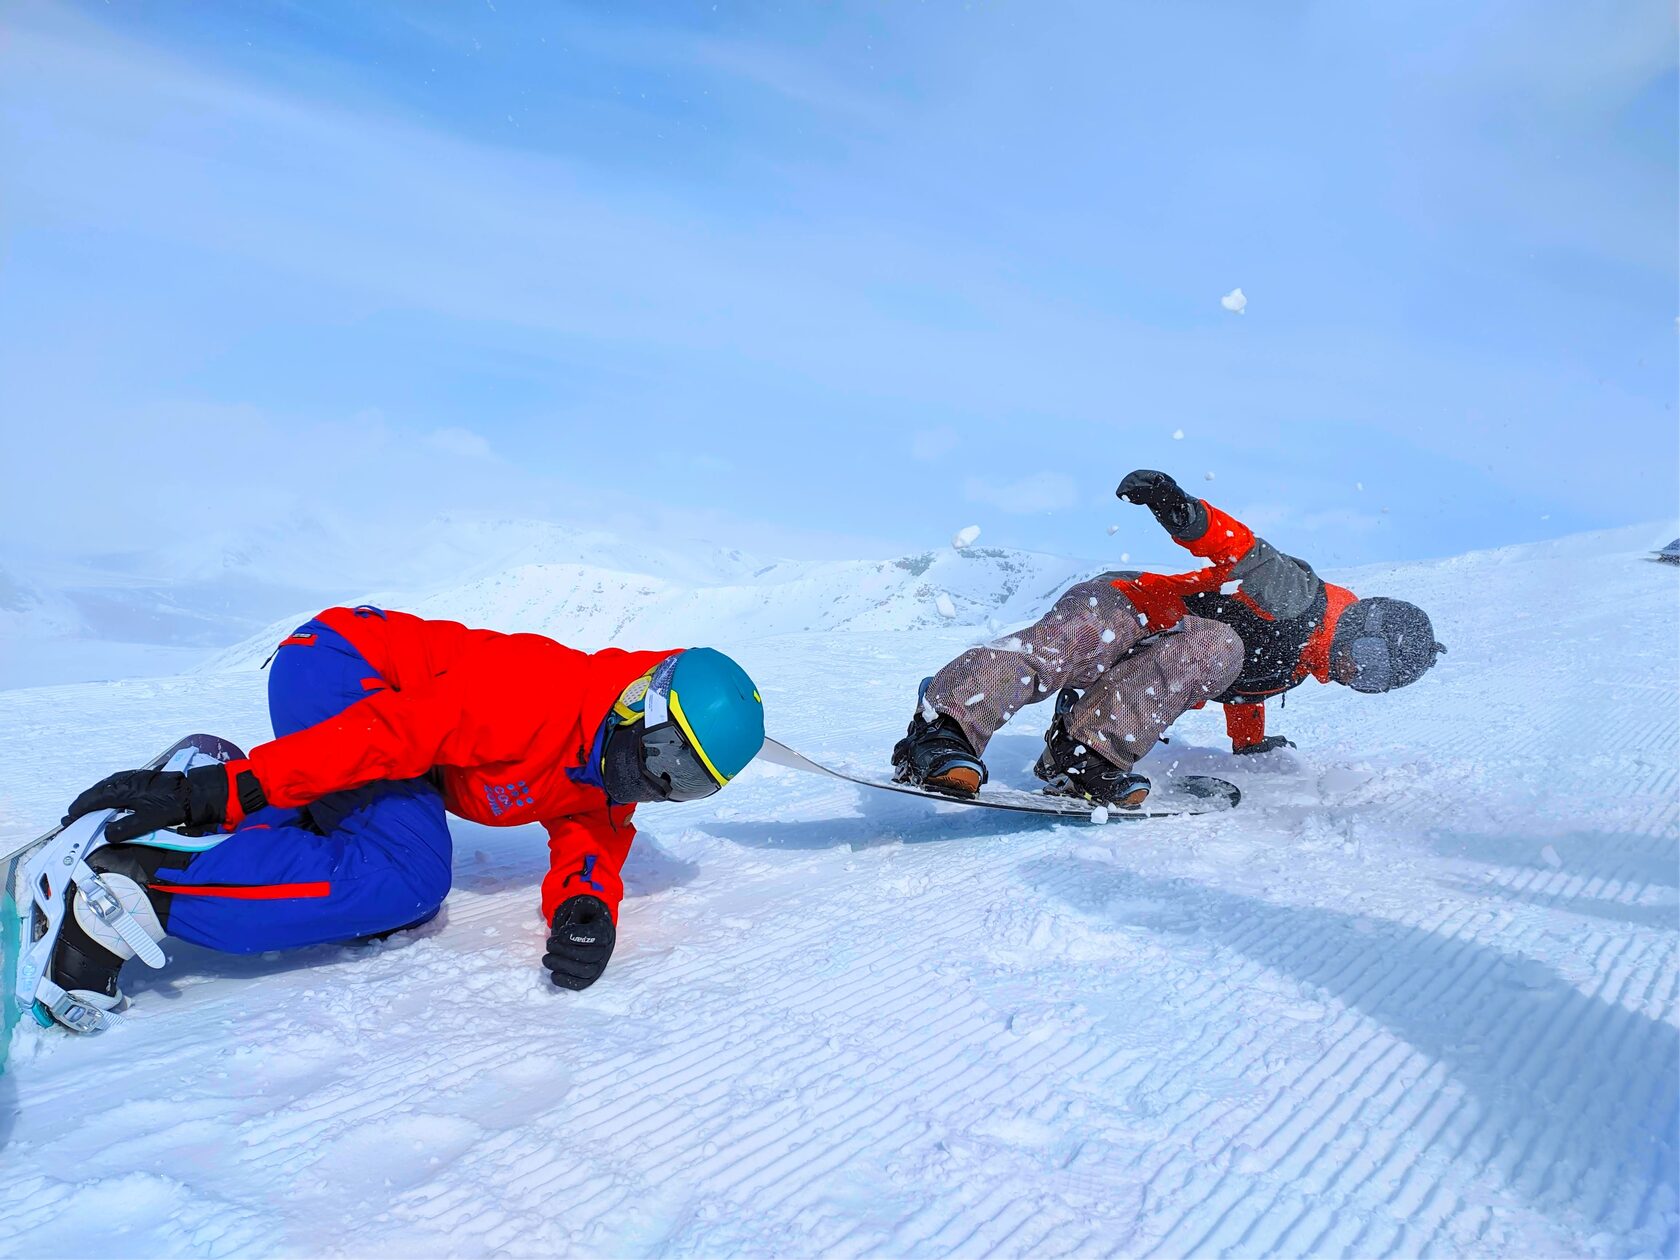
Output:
[161, 620, 453, 953]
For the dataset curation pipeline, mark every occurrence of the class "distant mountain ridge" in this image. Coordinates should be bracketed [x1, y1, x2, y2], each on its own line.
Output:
[1, 512, 769, 650]
[4, 515, 1672, 693]
[201, 544, 1113, 671]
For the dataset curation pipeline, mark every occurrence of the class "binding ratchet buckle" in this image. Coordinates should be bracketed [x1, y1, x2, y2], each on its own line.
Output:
[42, 985, 117, 1035]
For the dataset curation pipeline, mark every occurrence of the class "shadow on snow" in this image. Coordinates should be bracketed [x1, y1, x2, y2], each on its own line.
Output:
[1035, 856, 1679, 1252]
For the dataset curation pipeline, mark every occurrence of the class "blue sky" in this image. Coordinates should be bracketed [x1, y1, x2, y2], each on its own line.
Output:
[2, 0, 1674, 571]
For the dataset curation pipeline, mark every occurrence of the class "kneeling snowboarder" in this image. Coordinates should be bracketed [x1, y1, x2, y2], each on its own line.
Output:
[48, 606, 765, 1029]
[893, 470, 1445, 806]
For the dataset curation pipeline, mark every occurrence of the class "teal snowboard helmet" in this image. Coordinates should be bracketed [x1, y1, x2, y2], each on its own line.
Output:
[602, 648, 765, 803]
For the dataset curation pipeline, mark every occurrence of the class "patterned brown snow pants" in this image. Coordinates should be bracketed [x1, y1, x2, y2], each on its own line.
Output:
[925, 576, 1244, 769]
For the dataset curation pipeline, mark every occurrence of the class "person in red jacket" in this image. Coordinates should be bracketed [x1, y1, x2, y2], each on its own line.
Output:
[892, 470, 1445, 805]
[50, 606, 765, 1027]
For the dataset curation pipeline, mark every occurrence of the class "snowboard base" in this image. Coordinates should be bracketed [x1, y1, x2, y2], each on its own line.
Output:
[760, 738, 1239, 819]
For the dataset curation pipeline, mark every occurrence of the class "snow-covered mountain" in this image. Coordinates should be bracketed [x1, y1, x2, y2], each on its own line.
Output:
[0, 512, 787, 688]
[0, 564, 80, 641]
[12, 511, 1677, 700]
[202, 543, 1109, 672]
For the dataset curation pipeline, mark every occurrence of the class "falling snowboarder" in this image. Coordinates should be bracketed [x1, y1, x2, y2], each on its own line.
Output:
[44, 606, 765, 1029]
[892, 470, 1446, 807]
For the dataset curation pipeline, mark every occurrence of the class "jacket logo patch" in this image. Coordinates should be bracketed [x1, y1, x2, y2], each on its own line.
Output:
[482, 780, 534, 817]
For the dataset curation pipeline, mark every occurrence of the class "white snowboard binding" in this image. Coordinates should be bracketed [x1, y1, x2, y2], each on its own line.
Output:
[21, 847, 166, 1033]
[10, 735, 243, 1034]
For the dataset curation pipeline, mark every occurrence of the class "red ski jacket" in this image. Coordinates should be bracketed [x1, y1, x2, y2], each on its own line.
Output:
[1110, 501, 1357, 750]
[223, 607, 674, 923]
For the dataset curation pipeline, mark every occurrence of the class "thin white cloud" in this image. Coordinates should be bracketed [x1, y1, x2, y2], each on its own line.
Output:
[910, 427, 958, 461]
[1234, 502, 1385, 539]
[964, 473, 1078, 515]
[423, 427, 497, 461]
[1, 0, 1669, 576]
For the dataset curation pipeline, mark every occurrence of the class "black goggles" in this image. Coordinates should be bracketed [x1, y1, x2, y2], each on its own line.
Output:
[638, 719, 724, 802]
[1344, 635, 1394, 693]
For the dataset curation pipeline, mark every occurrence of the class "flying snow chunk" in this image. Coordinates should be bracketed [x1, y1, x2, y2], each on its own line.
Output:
[1090, 805, 1110, 824]
[1204, 472, 1216, 481]
[1107, 524, 1121, 535]
[952, 524, 982, 549]
[1221, 287, 1247, 315]
[1540, 844, 1563, 869]
[934, 592, 958, 619]
[1173, 428, 1185, 440]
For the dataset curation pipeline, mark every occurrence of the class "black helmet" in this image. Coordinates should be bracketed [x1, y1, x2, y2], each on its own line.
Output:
[1330, 598, 1445, 693]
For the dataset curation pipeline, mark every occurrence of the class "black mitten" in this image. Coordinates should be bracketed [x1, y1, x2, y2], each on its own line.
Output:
[1234, 735, 1296, 756]
[62, 764, 244, 843]
[1116, 469, 1200, 536]
[543, 895, 617, 991]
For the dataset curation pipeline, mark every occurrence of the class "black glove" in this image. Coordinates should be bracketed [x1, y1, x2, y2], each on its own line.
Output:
[62, 764, 257, 843]
[544, 895, 617, 991]
[1234, 735, 1295, 756]
[1116, 469, 1200, 536]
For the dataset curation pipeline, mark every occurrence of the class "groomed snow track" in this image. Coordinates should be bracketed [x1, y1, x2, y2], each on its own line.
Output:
[0, 526, 1674, 1258]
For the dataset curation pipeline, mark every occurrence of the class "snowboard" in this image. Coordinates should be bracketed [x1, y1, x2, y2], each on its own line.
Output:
[2, 733, 244, 1040]
[759, 738, 1239, 820]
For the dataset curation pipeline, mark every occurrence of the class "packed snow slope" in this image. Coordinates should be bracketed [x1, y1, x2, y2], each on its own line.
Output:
[0, 524, 1675, 1258]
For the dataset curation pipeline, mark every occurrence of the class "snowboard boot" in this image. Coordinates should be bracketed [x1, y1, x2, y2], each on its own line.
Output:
[892, 680, 987, 797]
[42, 844, 175, 1031]
[1033, 687, 1151, 808]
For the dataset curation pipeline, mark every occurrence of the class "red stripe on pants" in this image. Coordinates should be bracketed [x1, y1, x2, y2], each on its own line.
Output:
[150, 881, 331, 900]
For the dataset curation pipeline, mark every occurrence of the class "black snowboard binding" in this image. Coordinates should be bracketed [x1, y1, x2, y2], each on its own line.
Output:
[892, 679, 988, 798]
[1033, 687, 1151, 808]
